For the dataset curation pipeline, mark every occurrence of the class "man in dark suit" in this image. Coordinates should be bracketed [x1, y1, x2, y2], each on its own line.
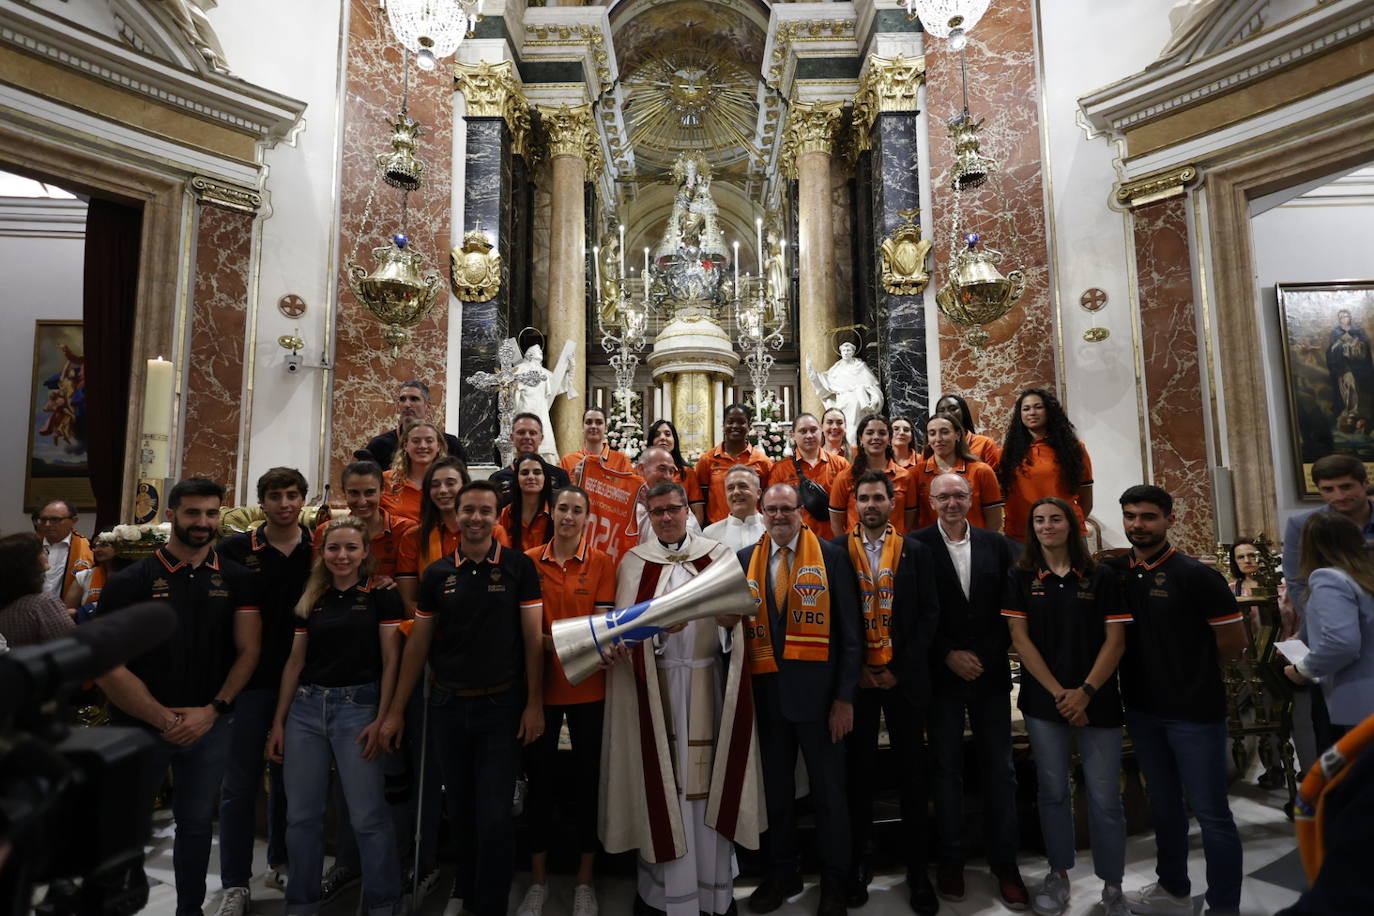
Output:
[911, 471, 1030, 911]
[830, 470, 941, 913]
[738, 482, 860, 916]
[358, 379, 466, 468]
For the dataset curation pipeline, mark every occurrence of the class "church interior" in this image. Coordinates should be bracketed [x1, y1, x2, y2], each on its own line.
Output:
[2, 0, 1372, 913]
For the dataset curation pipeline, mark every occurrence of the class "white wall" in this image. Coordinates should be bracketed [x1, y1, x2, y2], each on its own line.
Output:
[0, 199, 89, 535]
[206, 0, 349, 501]
[1035, 0, 1176, 546]
[1251, 179, 1374, 532]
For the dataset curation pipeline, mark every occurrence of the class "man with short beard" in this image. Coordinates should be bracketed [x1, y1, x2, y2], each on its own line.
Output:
[97, 477, 261, 916]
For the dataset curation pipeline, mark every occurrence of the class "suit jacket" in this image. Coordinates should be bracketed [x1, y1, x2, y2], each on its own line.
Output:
[1283, 500, 1374, 616]
[911, 522, 1019, 695]
[736, 536, 861, 722]
[827, 531, 941, 707]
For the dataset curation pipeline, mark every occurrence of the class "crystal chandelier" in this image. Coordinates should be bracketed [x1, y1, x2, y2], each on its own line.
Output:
[904, 0, 992, 50]
[385, 0, 483, 71]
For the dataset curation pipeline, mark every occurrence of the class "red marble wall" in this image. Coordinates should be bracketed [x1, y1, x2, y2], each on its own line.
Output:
[1132, 196, 1214, 557]
[181, 203, 253, 504]
[331, 0, 453, 483]
[925, 0, 1054, 444]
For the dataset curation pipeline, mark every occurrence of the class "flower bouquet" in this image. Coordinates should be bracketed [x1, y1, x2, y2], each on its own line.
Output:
[103, 522, 171, 560]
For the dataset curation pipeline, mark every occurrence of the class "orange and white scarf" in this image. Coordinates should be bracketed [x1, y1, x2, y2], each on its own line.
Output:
[845, 524, 902, 666]
[744, 528, 832, 673]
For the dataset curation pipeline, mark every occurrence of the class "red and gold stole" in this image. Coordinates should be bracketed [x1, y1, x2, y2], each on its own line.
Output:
[743, 528, 832, 672]
[845, 523, 902, 666]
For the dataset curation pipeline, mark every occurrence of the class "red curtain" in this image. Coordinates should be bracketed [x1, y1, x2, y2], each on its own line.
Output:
[82, 198, 142, 533]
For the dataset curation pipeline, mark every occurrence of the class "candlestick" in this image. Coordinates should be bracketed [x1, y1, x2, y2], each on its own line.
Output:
[141, 356, 173, 479]
[618, 223, 626, 280]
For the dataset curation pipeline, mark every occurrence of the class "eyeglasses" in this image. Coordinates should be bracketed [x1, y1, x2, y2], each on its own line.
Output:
[648, 505, 687, 518]
[35, 516, 73, 524]
[761, 505, 800, 516]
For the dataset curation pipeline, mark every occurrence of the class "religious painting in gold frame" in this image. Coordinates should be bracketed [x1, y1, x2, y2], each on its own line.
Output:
[24, 320, 95, 512]
[1276, 281, 1374, 499]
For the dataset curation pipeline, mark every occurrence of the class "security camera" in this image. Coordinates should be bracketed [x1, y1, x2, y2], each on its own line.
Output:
[285, 354, 302, 373]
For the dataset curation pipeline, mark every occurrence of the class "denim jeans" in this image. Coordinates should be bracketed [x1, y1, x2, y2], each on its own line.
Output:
[1023, 715, 1126, 884]
[928, 689, 1020, 867]
[283, 682, 401, 916]
[1126, 709, 1243, 910]
[137, 715, 233, 916]
[428, 685, 524, 916]
[219, 687, 287, 887]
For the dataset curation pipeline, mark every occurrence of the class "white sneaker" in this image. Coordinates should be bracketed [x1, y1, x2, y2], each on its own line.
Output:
[1102, 886, 1130, 916]
[1032, 871, 1069, 916]
[264, 867, 287, 892]
[1126, 882, 1192, 915]
[573, 883, 598, 916]
[516, 883, 547, 916]
[215, 886, 251, 916]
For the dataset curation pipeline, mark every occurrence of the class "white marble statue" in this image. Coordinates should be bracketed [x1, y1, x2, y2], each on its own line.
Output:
[806, 342, 884, 447]
[511, 341, 578, 461]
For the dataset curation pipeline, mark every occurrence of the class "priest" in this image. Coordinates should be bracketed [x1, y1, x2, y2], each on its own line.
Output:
[601, 480, 765, 916]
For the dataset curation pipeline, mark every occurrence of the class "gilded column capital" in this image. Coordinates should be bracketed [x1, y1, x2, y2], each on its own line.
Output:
[538, 103, 604, 178]
[189, 175, 261, 212]
[853, 54, 926, 141]
[454, 60, 533, 157]
[779, 100, 844, 178]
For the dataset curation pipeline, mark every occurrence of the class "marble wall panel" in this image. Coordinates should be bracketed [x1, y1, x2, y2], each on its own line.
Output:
[330, 0, 453, 483]
[925, 0, 1053, 443]
[872, 112, 928, 421]
[182, 204, 253, 503]
[1133, 196, 1214, 556]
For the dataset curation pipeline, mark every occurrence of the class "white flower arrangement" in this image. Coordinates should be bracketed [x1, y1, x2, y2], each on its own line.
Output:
[747, 390, 791, 461]
[606, 389, 647, 460]
[102, 522, 171, 558]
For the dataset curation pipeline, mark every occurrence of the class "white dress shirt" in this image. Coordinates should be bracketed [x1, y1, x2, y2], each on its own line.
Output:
[42, 534, 71, 596]
[860, 526, 887, 573]
[703, 512, 766, 553]
[938, 520, 972, 600]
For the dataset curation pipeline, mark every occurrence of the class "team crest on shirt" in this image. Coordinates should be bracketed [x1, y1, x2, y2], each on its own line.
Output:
[1079, 578, 1091, 590]
[444, 574, 457, 587]
[153, 577, 168, 590]
[491, 568, 502, 581]
[792, 566, 826, 608]
[243, 555, 260, 568]
[211, 573, 223, 587]
[1154, 572, 1167, 587]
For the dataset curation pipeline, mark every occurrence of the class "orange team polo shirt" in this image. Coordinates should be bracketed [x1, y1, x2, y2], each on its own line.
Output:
[379, 471, 422, 523]
[828, 460, 917, 536]
[497, 506, 553, 552]
[674, 465, 705, 507]
[894, 453, 920, 471]
[1001, 439, 1093, 542]
[909, 456, 1004, 530]
[966, 433, 1002, 472]
[696, 445, 773, 524]
[528, 540, 616, 705]
[313, 510, 416, 578]
[395, 522, 511, 578]
[768, 452, 850, 539]
[560, 448, 634, 478]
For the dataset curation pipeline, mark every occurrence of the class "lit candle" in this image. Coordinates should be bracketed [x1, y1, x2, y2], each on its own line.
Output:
[643, 247, 650, 291]
[618, 223, 626, 279]
[732, 240, 740, 296]
[755, 217, 764, 277]
[141, 356, 173, 478]
[592, 245, 602, 294]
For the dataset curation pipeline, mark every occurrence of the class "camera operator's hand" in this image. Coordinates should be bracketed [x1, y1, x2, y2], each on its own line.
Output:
[267, 722, 286, 763]
[379, 710, 406, 752]
[163, 705, 218, 745]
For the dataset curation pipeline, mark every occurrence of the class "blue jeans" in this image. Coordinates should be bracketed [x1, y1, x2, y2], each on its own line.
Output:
[137, 715, 233, 916]
[1126, 710, 1242, 910]
[428, 685, 523, 916]
[929, 689, 1020, 867]
[1023, 715, 1126, 884]
[284, 683, 401, 916]
[219, 687, 287, 886]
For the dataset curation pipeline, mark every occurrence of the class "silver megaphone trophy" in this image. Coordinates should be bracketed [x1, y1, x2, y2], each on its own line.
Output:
[552, 556, 754, 686]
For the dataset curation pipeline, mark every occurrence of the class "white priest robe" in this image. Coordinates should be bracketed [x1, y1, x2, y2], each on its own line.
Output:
[600, 533, 765, 916]
[702, 513, 766, 553]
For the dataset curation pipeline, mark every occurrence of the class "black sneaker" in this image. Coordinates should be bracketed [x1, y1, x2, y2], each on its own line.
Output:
[320, 864, 360, 903]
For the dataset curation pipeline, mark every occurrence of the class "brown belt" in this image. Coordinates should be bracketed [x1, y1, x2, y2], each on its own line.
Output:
[432, 678, 514, 697]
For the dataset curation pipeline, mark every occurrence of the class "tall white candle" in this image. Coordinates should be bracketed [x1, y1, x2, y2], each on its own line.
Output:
[141, 356, 173, 478]
[592, 244, 602, 294]
[618, 223, 626, 279]
[755, 217, 764, 277]
[732, 240, 740, 297]
[643, 247, 650, 293]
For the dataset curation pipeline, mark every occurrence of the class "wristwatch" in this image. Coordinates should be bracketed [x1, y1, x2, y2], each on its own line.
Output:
[1079, 682, 1098, 698]
[211, 698, 234, 716]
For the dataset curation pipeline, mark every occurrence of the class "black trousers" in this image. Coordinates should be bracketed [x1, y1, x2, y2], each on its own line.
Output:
[753, 675, 850, 881]
[846, 685, 929, 874]
[523, 700, 604, 854]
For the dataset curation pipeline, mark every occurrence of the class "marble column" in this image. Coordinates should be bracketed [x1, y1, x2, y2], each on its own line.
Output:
[858, 55, 928, 420]
[455, 61, 529, 462]
[784, 101, 844, 420]
[539, 103, 599, 457]
[181, 182, 256, 504]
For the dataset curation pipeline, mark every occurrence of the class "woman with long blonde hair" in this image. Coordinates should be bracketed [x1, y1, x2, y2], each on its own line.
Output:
[267, 517, 405, 916]
[381, 419, 447, 522]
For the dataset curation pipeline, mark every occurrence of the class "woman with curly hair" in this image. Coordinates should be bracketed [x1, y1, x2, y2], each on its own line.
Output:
[647, 418, 705, 525]
[998, 388, 1093, 543]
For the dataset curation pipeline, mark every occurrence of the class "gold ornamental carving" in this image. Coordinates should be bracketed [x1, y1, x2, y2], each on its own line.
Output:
[538, 103, 603, 178]
[854, 54, 926, 140]
[779, 100, 844, 177]
[189, 176, 261, 213]
[1115, 164, 1199, 209]
[450, 225, 502, 302]
[454, 60, 532, 158]
[880, 209, 932, 296]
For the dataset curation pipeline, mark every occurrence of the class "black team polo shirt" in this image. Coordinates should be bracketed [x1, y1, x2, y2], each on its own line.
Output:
[415, 540, 541, 692]
[98, 546, 259, 718]
[1002, 563, 1131, 727]
[217, 523, 315, 694]
[1105, 544, 1243, 723]
[295, 578, 404, 687]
